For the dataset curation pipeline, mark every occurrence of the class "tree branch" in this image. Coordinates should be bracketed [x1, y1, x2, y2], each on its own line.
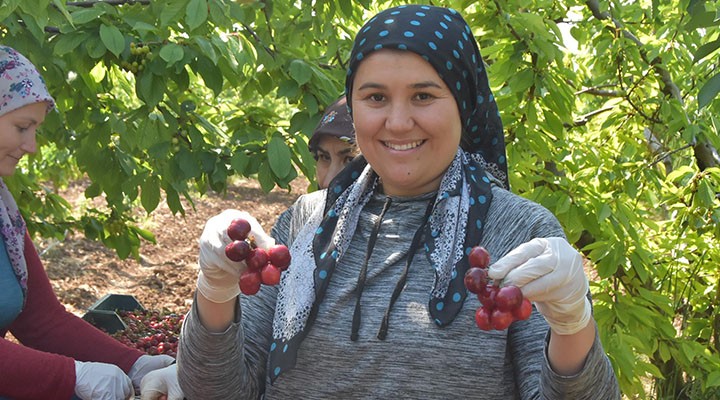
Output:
[575, 86, 624, 97]
[66, 0, 149, 6]
[584, 0, 719, 170]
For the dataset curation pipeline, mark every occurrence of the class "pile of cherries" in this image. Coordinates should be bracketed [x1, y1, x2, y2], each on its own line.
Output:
[224, 217, 292, 295]
[464, 246, 532, 331]
[111, 310, 183, 357]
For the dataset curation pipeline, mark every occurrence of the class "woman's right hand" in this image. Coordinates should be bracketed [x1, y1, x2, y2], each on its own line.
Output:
[196, 209, 275, 303]
[74, 360, 134, 400]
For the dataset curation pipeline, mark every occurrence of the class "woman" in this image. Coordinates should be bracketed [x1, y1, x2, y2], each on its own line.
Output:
[308, 96, 358, 190]
[0, 46, 175, 400]
[173, 5, 620, 399]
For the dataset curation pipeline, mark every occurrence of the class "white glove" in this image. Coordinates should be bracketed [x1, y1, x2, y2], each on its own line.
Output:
[74, 360, 134, 400]
[128, 354, 176, 393]
[139, 364, 184, 400]
[197, 209, 275, 303]
[488, 237, 592, 335]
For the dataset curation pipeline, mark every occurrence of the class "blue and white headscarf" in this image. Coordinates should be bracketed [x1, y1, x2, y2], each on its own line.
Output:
[268, 5, 507, 383]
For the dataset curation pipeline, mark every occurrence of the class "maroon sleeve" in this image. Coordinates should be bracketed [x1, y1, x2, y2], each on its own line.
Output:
[0, 336, 76, 400]
[2, 232, 144, 399]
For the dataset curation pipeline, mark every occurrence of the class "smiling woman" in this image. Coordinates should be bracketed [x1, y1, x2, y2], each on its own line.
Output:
[174, 5, 621, 400]
[0, 45, 179, 400]
[0, 102, 46, 176]
[351, 50, 462, 197]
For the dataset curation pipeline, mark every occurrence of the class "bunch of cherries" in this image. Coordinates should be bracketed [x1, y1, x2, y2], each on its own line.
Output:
[224, 217, 292, 295]
[464, 246, 532, 331]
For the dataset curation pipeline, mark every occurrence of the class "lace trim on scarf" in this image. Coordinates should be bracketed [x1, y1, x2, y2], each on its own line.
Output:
[0, 178, 27, 294]
[273, 165, 377, 341]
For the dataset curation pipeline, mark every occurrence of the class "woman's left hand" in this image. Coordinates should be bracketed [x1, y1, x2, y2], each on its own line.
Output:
[128, 354, 176, 393]
[139, 364, 183, 400]
[488, 237, 592, 335]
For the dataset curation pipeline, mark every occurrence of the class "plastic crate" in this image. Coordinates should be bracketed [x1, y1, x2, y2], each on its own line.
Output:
[82, 293, 145, 334]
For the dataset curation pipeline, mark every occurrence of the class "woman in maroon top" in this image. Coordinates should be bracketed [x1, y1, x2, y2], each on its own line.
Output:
[0, 46, 178, 400]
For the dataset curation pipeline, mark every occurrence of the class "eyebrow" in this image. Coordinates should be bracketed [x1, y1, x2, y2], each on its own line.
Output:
[357, 81, 443, 90]
[317, 146, 355, 156]
[15, 116, 38, 125]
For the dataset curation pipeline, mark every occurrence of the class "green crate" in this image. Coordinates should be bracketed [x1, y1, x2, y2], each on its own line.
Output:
[82, 294, 145, 334]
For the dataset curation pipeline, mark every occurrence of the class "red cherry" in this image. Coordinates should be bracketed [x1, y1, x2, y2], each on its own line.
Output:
[225, 240, 251, 262]
[246, 248, 269, 271]
[260, 263, 282, 286]
[513, 298, 532, 321]
[228, 218, 251, 241]
[477, 284, 498, 310]
[491, 309, 514, 330]
[495, 285, 523, 312]
[267, 244, 291, 270]
[468, 246, 491, 269]
[464, 267, 488, 294]
[239, 270, 262, 295]
[475, 306, 492, 330]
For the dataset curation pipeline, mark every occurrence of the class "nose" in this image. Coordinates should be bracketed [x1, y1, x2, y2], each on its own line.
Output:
[385, 103, 414, 132]
[20, 131, 38, 154]
[322, 160, 345, 189]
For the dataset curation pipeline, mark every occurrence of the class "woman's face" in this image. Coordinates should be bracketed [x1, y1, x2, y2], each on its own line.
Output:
[0, 102, 47, 177]
[351, 50, 461, 197]
[314, 135, 358, 190]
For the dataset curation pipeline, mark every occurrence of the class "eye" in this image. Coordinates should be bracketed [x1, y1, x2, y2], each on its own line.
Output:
[317, 153, 331, 162]
[366, 93, 385, 103]
[343, 156, 354, 165]
[16, 125, 31, 133]
[414, 92, 435, 102]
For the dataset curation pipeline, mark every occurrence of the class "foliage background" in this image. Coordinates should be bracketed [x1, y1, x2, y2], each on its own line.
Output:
[2, 0, 719, 398]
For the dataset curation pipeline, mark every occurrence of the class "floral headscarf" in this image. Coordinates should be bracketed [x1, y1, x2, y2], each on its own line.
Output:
[0, 45, 55, 302]
[268, 5, 507, 383]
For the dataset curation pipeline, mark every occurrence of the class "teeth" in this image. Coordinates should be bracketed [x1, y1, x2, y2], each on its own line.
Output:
[384, 140, 424, 151]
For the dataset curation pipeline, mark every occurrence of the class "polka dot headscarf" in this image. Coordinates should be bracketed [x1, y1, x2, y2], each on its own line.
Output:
[345, 4, 507, 187]
[267, 5, 508, 384]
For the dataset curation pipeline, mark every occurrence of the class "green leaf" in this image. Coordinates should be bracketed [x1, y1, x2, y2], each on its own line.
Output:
[257, 161, 276, 192]
[707, 370, 720, 389]
[70, 7, 105, 25]
[196, 56, 223, 95]
[165, 186, 184, 215]
[160, 0, 186, 27]
[698, 72, 720, 109]
[141, 73, 167, 108]
[289, 59, 312, 85]
[186, 0, 209, 31]
[694, 38, 720, 63]
[159, 43, 185, 66]
[267, 135, 293, 179]
[130, 225, 156, 243]
[0, 0, 21, 20]
[230, 151, 250, 175]
[99, 23, 125, 57]
[54, 32, 91, 56]
[141, 176, 161, 213]
[193, 37, 218, 64]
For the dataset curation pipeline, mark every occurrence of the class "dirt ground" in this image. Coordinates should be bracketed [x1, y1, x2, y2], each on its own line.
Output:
[42, 177, 307, 318]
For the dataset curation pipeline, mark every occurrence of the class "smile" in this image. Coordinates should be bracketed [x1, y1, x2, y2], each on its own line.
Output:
[382, 140, 425, 151]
